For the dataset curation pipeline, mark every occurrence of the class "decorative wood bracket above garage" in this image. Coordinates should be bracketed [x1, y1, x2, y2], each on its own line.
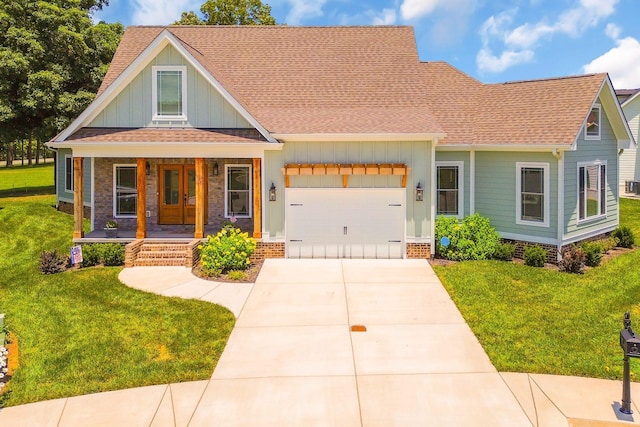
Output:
[281, 163, 410, 188]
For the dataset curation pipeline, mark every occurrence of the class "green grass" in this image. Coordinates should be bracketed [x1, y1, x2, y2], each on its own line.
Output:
[434, 198, 640, 380]
[0, 163, 55, 197]
[0, 195, 235, 406]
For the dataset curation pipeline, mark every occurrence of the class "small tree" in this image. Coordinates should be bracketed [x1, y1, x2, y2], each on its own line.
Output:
[175, 0, 277, 25]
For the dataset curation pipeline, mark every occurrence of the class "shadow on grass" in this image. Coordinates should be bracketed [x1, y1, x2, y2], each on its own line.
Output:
[0, 186, 55, 198]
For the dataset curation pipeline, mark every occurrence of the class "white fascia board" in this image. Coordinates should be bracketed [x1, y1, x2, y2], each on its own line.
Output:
[55, 142, 283, 158]
[54, 30, 277, 144]
[271, 133, 446, 143]
[561, 224, 618, 247]
[436, 144, 571, 152]
[621, 90, 640, 108]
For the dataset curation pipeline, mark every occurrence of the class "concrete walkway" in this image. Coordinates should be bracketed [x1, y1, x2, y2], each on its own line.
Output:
[1, 259, 639, 426]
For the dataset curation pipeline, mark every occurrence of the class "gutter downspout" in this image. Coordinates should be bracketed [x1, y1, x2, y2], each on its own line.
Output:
[553, 149, 564, 262]
[430, 138, 438, 259]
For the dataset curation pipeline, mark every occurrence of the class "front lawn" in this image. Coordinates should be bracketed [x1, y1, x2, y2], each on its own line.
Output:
[0, 195, 235, 406]
[434, 197, 640, 380]
[0, 163, 55, 197]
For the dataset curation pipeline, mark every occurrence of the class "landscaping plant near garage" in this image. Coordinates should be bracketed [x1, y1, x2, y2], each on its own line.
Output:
[199, 224, 257, 278]
[435, 213, 501, 261]
[0, 194, 235, 406]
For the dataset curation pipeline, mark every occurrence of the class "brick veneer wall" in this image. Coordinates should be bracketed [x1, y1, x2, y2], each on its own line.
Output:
[57, 201, 91, 219]
[251, 242, 285, 261]
[406, 243, 431, 259]
[124, 239, 145, 268]
[187, 240, 201, 267]
[502, 239, 558, 264]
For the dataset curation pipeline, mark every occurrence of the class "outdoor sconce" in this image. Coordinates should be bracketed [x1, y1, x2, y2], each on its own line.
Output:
[269, 183, 277, 202]
[415, 182, 424, 202]
[145, 161, 150, 176]
[213, 162, 219, 176]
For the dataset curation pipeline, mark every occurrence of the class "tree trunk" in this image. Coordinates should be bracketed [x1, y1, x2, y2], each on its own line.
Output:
[35, 139, 41, 164]
[6, 142, 13, 167]
[21, 140, 24, 165]
[27, 138, 33, 166]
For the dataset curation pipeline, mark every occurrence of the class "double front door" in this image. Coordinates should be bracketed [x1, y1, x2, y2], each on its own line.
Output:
[158, 164, 207, 225]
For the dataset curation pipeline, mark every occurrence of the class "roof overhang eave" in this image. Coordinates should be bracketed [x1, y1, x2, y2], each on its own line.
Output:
[436, 143, 573, 152]
[270, 132, 447, 143]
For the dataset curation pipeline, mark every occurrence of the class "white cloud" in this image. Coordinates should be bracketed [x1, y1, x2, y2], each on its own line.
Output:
[371, 8, 397, 25]
[605, 23, 621, 40]
[477, 0, 620, 73]
[131, 0, 200, 25]
[584, 36, 640, 88]
[284, 0, 327, 25]
[400, 0, 440, 20]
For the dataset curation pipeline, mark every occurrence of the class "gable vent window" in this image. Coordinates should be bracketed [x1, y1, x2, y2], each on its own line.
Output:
[585, 105, 601, 140]
[152, 66, 187, 121]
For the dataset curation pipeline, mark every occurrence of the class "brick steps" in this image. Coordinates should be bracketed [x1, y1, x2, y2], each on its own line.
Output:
[127, 241, 198, 267]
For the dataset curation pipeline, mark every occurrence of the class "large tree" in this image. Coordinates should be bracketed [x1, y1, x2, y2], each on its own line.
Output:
[175, 0, 276, 25]
[0, 0, 122, 165]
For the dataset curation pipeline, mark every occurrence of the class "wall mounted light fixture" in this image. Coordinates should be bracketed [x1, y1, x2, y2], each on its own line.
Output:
[416, 182, 424, 202]
[145, 161, 150, 176]
[213, 162, 219, 176]
[269, 183, 277, 202]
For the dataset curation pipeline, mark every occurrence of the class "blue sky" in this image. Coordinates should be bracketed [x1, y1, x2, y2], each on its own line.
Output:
[94, 0, 640, 88]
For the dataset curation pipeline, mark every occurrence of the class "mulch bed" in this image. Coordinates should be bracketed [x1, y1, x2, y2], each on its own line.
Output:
[192, 259, 264, 283]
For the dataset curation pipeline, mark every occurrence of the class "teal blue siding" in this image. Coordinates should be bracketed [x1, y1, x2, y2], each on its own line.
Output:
[475, 151, 558, 240]
[264, 140, 433, 240]
[56, 149, 91, 206]
[89, 45, 251, 128]
[435, 151, 470, 217]
[564, 100, 619, 240]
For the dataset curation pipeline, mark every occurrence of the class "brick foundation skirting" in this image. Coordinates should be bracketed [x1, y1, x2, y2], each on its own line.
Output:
[124, 240, 145, 268]
[406, 243, 431, 259]
[251, 242, 285, 261]
[502, 239, 558, 264]
[57, 201, 90, 219]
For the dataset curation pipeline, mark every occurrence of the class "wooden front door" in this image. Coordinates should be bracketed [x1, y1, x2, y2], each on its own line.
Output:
[159, 164, 203, 225]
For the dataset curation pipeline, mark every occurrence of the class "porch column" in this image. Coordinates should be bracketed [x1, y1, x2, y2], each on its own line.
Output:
[252, 158, 262, 239]
[73, 157, 84, 239]
[136, 158, 147, 239]
[195, 158, 206, 239]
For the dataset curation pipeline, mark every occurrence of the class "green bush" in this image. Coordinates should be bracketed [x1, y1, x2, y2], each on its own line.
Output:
[101, 243, 125, 266]
[523, 244, 546, 267]
[580, 241, 603, 267]
[612, 226, 635, 248]
[227, 270, 247, 281]
[81, 244, 102, 267]
[558, 245, 585, 273]
[493, 242, 515, 261]
[435, 214, 501, 261]
[199, 225, 257, 276]
[39, 250, 69, 274]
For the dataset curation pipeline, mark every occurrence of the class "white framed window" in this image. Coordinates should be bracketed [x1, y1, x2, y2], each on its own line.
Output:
[113, 164, 137, 218]
[436, 161, 464, 218]
[152, 65, 187, 120]
[516, 162, 550, 227]
[585, 104, 601, 140]
[578, 161, 607, 222]
[64, 155, 73, 192]
[225, 164, 252, 218]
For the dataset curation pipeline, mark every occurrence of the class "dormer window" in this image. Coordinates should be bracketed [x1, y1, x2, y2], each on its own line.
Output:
[152, 65, 187, 120]
[585, 105, 600, 140]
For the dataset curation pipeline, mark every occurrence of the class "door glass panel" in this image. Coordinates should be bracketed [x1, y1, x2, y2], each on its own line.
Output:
[164, 170, 180, 205]
[187, 169, 196, 205]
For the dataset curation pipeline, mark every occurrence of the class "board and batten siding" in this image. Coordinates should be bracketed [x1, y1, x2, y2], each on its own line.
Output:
[56, 148, 91, 206]
[620, 97, 640, 193]
[563, 100, 619, 240]
[88, 45, 251, 129]
[474, 151, 558, 241]
[434, 151, 471, 217]
[263, 140, 432, 241]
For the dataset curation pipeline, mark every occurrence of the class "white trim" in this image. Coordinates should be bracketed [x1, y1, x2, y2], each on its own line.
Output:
[577, 160, 607, 223]
[469, 150, 475, 215]
[405, 236, 431, 244]
[271, 133, 446, 143]
[561, 224, 618, 246]
[152, 65, 187, 121]
[430, 142, 437, 257]
[499, 232, 558, 246]
[64, 155, 73, 193]
[435, 161, 464, 219]
[584, 104, 601, 140]
[53, 30, 277, 144]
[516, 162, 550, 228]
[225, 164, 252, 219]
[91, 157, 95, 231]
[436, 144, 571, 152]
[556, 151, 564, 261]
[113, 164, 138, 219]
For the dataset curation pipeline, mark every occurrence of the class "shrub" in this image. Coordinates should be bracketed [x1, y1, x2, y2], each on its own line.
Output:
[580, 241, 603, 267]
[523, 244, 546, 267]
[81, 244, 102, 267]
[199, 225, 257, 276]
[101, 243, 125, 266]
[558, 245, 586, 273]
[493, 242, 515, 261]
[226, 270, 247, 281]
[39, 250, 69, 274]
[435, 213, 501, 261]
[612, 226, 635, 248]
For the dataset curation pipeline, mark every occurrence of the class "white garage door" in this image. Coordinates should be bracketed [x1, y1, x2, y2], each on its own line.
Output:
[286, 188, 406, 259]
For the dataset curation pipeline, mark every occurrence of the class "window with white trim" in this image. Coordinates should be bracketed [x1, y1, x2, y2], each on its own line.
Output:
[114, 165, 137, 217]
[516, 162, 549, 227]
[436, 161, 463, 218]
[225, 165, 251, 218]
[585, 105, 601, 139]
[578, 162, 606, 221]
[64, 155, 73, 192]
[152, 65, 187, 120]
